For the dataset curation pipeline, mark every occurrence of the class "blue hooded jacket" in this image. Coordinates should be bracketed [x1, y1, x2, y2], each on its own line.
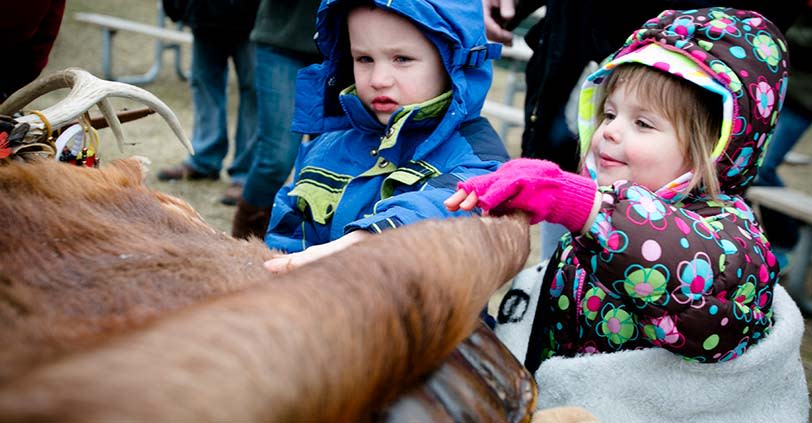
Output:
[265, 0, 507, 252]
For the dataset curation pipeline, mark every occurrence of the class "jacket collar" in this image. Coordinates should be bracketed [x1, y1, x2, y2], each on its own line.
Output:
[338, 86, 451, 152]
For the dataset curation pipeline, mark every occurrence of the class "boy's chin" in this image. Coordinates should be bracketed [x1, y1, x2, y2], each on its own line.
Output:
[374, 113, 391, 125]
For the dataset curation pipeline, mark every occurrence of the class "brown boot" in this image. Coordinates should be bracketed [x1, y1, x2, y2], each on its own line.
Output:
[231, 198, 272, 240]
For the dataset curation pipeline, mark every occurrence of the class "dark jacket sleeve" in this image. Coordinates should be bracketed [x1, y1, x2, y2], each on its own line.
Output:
[162, 0, 187, 22]
[0, 0, 65, 101]
[179, 0, 260, 36]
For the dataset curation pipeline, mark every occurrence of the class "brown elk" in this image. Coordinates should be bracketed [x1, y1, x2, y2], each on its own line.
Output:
[0, 69, 544, 421]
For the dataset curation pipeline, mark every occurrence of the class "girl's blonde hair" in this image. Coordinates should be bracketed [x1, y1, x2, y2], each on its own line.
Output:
[599, 63, 723, 198]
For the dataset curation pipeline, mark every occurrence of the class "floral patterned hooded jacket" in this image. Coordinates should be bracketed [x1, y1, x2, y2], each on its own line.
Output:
[523, 7, 789, 370]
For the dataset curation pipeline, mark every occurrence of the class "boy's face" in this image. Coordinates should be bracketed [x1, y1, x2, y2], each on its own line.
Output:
[347, 7, 448, 125]
[590, 85, 690, 191]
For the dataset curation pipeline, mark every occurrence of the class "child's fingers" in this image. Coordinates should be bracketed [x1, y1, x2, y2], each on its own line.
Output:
[459, 190, 480, 211]
[264, 255, 295, 274]
[476, 178, 519, 210]
[264, 246, 330, 274]
[444, 189, 469, 211]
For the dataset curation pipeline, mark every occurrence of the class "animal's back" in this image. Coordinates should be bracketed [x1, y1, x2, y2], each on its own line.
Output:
[0, 158, 274, 383]
[0, 157, 534, 421]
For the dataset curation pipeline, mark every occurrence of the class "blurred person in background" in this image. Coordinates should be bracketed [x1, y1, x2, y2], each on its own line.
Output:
[0, 0, 66, 103]
[231, 0, 321, 239]
[752, 3, 812, 270]
[158, 0, 260, 206]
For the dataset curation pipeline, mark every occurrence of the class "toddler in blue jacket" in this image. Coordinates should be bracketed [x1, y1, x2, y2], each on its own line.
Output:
[264, 0, 507, 271]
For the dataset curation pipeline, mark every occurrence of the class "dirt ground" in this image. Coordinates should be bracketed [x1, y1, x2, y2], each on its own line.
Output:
[40, 0, 812, 404]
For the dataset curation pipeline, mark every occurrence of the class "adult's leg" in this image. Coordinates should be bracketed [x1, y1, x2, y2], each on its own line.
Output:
[225, 39, 258, 185]
[232, 45, 309, 238]
[185, 36, 231, 175]
[754, 105, 811, 251]
[242, 45, 308, 206]
[757, 105, 811, 188]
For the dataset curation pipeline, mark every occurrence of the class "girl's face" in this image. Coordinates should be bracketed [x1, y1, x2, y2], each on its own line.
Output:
[590, 86, 690, 191]
[347, 7, 448, 125]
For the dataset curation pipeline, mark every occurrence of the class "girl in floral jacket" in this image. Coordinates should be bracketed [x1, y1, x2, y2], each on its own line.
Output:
[446, 7, 788, 368]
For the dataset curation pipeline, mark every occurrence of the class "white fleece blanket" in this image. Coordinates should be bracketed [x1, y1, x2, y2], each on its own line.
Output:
[495, 264, 810, 423]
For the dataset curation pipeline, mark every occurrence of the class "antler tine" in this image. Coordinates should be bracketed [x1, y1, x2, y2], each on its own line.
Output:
[97, 97, 126, 152]
[12, 68, 194, 154]
[0, 69, 75, 116]
[88, 74, 194, 154]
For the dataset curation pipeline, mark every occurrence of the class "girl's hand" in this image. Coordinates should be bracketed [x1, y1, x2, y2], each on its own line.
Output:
[454, 159, 600, 233]
[444, 189, 481, 212]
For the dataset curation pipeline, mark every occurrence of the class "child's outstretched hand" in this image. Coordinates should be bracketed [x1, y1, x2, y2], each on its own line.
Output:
[264, 231, 371, 274]
[446, 158, 601, 233]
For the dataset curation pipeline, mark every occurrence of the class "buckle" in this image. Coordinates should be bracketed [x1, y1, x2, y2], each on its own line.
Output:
[465, 45, 488, 68]
[455, 43, 502, 68]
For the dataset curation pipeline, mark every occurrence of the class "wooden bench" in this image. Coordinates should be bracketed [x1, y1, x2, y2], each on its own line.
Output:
[747, 186, 812, 314]
[482, 100, 524, 127]
[784, 151, 812, 166]
[74, 7, 190, 85]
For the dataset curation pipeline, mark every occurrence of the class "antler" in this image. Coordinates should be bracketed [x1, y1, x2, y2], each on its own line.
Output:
[0, 68, 193, 154]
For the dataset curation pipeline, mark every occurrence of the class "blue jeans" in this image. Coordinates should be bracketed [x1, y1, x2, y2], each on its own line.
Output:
[758, 105, 810, 187]
[185, 35, 257, 184]
[754, 104, 811, 248]
[242, 45, 311, 207]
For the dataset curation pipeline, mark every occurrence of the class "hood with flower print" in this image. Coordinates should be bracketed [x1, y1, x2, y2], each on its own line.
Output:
[578, 7, 789, 197]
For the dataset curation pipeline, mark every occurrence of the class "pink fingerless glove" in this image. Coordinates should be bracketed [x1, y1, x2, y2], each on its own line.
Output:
[458, 158, 598, 231]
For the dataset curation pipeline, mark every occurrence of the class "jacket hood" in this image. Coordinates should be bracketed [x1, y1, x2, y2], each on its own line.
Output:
[578, 7, 789, 196]
[291, 0, 500, 151]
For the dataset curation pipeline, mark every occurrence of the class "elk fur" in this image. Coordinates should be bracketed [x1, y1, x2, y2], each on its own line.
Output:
[0, 158, 530, 421]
